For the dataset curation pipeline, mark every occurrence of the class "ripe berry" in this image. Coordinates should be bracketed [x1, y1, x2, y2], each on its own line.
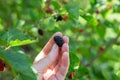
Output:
[45, 8, 53, 14]
[5, 64, 11, 71]
[56, 15, 63, 22]
[0, 59, 5, 71]
[38, 29, 44, 35]
[62, 15, 68, 21]
[54, 36, 64, 47]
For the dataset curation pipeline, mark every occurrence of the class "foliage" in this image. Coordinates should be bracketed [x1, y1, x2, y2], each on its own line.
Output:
[0, 0, 120, 80]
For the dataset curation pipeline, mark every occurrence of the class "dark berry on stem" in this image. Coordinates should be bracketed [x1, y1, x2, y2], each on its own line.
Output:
[56, 15, 63, 22]
[38, 29, 44, 35]
[54, 36, 64, 47]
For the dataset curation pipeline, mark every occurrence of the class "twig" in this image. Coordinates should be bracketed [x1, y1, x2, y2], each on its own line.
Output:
[85, 34, 120, 67]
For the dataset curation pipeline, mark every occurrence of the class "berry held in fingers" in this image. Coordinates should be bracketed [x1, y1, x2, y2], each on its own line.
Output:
[54, 36, 64, 47]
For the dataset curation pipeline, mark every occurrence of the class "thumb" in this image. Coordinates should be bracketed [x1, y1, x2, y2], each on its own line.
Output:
[33, 44, 58, 73]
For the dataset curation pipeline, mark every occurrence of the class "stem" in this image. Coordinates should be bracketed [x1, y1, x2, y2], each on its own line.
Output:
[5, 46, 11, 50]
[85, 34, 120, 67]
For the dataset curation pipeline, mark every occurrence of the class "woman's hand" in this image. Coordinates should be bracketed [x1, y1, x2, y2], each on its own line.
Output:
[33, 32, 69, 80]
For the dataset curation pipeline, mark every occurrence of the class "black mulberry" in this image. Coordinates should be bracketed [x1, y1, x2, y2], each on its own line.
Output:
[54, 36, 64, 47]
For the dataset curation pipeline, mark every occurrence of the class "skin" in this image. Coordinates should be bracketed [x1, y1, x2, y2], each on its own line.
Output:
[33, 32, 69, 80]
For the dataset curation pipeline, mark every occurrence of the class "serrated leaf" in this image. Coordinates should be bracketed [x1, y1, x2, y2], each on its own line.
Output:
[0, 50, 37, 80]
[3, 28, 32, 44]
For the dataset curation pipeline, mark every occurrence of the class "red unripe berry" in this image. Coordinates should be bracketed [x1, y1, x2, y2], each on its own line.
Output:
[107, 4, 112, 10]
[59, 1, 63, 6]
[63, 0, 69, 3]
[0, 59, 5, 71]
[68, 72, 74, 79]
[62, 15, 68, 21]
[5, 64, 11, 71]
[79, 29, 84, 33]
[45, 1, 51, 7]
[98, 46, 105, 53]
[45, 8, 53, 14]
[95, 10, 100, 14]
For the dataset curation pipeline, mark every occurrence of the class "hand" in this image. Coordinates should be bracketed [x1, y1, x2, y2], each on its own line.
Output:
[33, 32, 69, 80]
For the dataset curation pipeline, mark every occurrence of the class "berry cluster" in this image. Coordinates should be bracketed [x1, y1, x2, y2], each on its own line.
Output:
[45, 1, 69, 21]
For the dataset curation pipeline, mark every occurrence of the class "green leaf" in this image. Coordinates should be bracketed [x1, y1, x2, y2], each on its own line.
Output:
[0, 39, 7, 46]
[78, 66, 89, 75]
[90, 0, 97, 6]
[95, 26, 106, 38]
[81, 14, 98, 26]
[0, 50, 37, 80]
[9, 39, 37, 47]
[69, 51, 80, 72]
[6, 28, 32, 43]
[52, 1, 61, 9]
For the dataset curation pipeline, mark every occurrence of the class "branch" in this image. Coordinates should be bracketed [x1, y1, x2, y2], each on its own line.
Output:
[85, 34, 120, 67]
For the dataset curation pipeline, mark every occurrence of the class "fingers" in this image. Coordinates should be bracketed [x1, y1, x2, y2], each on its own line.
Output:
[62, 36, 69, 54]
[33, 44, 59, 73]
[63, 36, 69, 43]
[44, 52, 69, 80]
[54, 37, 69, 79]
[34, 32, 62, 63]
[56, 52, 69, 80]
[62, 43, 69, 53]
[43, 32, 62, 54]
[49, 36, 69, 70]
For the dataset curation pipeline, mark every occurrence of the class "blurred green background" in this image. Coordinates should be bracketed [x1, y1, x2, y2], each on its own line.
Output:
[0, 0, 120, 80]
